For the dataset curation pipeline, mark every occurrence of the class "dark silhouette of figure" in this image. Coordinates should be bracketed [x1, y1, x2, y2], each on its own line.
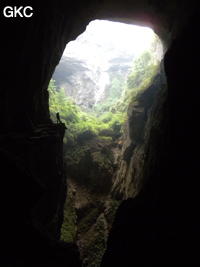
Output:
[56, 112, 67, 130]
[56, 112, 62, 124]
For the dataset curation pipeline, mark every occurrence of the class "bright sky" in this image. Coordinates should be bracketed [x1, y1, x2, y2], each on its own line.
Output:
[58, 20, 162, 105]
[64, 20, 156, 61]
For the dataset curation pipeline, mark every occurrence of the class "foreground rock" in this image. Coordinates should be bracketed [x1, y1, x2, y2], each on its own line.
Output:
[61, 137, 122, 266]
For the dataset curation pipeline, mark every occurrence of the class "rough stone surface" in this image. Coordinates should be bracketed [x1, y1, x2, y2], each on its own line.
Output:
[112, 64, 167, 199]
[61, 137, 121, 266]
[102, 4, 200, 266]
[53, 55, 133, 110]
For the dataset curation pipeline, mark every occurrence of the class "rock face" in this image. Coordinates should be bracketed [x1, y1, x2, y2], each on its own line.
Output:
[62, 178, 120, 267]
[52, 20, 148, 110]
[53, 55, 132, 110]
[53, 56, 100, 109]
[102, 6, 200, 267]
[101, 66, 169, 266]
[112, 64, 167, 199]
[1, 0, 199, 266]
[0, 123, 82, 266]
[61, 136, 121, 266]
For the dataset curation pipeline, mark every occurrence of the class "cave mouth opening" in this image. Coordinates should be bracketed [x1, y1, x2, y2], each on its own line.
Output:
[48, 19, 163, 267]
[49, 19, 163, 149]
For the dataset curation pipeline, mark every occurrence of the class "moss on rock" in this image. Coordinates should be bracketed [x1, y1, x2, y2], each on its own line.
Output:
[60, 186, 77, 243]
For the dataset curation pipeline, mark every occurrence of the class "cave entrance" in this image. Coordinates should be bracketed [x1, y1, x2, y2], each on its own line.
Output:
[48, 19, 163, 267]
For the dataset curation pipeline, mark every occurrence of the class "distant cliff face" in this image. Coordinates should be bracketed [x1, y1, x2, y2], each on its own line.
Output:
[52, 20, 158, 110]
[53, 57, 99, 109]
[52, 52, 134, 111]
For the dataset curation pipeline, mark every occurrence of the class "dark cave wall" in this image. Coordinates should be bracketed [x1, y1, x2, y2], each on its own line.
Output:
[0, 1, 95, 266]
[0, 0, 194, 131]
[1, 2, 81, 131]
[0, 127, 82, 266]
[101, 64, 169, 266]
[102, 6, 200, 266]
[0, 0, 199, 266]
[1, 0, 101, 131]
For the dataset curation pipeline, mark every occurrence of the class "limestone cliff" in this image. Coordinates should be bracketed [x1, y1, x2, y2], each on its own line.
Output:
[53, 55, 131, 110]
[112, 63, 167, 199]
[52, 20, 145, 110]
[61, 136, 121, 266]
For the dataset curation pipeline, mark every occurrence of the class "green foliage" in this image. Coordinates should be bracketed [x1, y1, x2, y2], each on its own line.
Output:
[127, 51, 151, 88]
[48, 49, 159, 149]
[115, 51, 159, 112]
[48, 80, 79, 123]
[52, 47, 160, 266]
[48, 80, 126, 145]
[94, 74, 125, 114]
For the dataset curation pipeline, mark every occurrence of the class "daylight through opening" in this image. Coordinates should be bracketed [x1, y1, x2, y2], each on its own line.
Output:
[48, 19, 163, 267]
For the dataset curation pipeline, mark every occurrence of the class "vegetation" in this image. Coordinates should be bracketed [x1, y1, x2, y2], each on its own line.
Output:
[94, 73, 126, 114]
[48, 50, 159, 148]
[48, 48, 160, 266]
[60, 191, 76, 243]
[114, 51, 159, 112]
[48, 79, 125, 146]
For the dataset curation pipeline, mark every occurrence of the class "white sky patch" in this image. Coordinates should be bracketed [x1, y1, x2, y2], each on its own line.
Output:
[60, 20, 160, 105]
[64, 20, 155, 62]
